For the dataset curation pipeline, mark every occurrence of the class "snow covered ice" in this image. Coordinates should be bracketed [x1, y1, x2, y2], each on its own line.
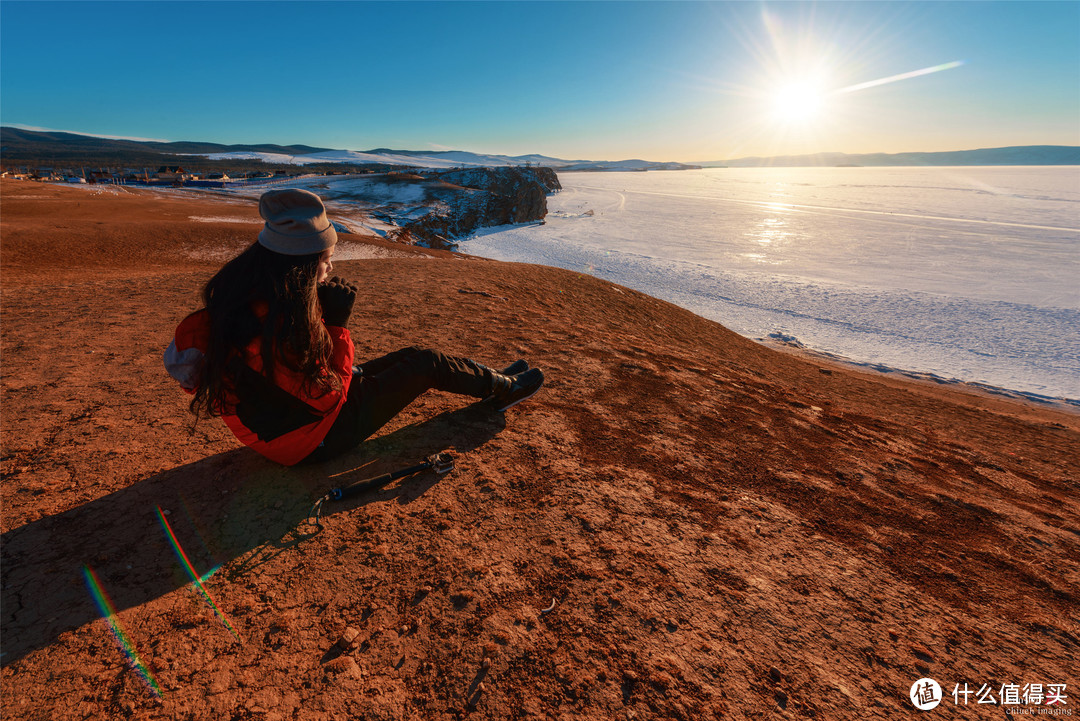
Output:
[459, 167, 1080, 403]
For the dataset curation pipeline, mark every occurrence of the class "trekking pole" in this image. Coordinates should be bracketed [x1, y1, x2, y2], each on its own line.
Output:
[307, 452, 455, 530]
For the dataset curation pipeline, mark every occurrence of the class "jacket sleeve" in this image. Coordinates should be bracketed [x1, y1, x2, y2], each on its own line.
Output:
[164, 310, 209, 394]
[324, 324, 355, 401]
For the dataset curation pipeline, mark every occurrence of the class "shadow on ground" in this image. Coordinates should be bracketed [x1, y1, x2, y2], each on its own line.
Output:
[1, 403, 504, 667]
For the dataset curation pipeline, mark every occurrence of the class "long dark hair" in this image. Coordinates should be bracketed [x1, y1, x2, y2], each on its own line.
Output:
[190, 241, 338, 419]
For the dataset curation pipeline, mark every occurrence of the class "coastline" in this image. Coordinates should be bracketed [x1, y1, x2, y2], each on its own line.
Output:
[458, 166, 1080, 404]
[758, 337, 1080, 413]
[3, 179, 1077, 720]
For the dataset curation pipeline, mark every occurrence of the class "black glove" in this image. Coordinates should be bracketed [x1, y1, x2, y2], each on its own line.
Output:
[317, 276, 358, 327]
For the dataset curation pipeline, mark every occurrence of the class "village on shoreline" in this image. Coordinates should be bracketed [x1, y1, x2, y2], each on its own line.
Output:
[0, 164, 380, 188]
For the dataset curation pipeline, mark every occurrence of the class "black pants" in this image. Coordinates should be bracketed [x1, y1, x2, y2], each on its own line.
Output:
[302, 347, 492, 463]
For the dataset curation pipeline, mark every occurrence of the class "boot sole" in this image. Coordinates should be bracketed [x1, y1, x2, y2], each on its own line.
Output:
[495, 375, 544, 412]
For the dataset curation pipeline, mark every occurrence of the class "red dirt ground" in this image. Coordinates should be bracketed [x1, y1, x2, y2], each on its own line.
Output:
[2, 180, 1077, 719]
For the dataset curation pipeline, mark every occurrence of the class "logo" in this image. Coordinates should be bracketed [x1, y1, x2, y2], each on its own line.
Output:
[911, 678, 943, 710]
[907, 678, 1069, 712]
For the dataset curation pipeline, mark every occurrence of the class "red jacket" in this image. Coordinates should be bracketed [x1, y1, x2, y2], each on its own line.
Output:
[164, 309, 354, 465]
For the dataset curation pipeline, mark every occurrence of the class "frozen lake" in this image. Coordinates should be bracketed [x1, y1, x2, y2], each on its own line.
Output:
[458, 167, 1080, 403]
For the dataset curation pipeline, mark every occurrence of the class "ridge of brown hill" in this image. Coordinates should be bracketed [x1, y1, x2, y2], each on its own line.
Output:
[0, 180, 450, 286]
[2, 180, 1077, 719]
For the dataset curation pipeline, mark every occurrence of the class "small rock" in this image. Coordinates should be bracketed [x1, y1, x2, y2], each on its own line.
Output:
[769, 666, 783, 683]
[482, 658, 491, 670]
[338, 626, 360, 649]
[911, 644, 935, 663]
[451, 590, 475, 607]
[324, 656, 361, 678]
[648, 671, 674, 689]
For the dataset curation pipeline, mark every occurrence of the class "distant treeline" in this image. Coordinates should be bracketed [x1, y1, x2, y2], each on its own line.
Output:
[1, 153, 395, 176]
[0, 126, 399, 175]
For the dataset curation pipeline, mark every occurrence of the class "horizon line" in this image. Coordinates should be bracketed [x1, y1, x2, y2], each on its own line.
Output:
[2, 124, 1076, 166]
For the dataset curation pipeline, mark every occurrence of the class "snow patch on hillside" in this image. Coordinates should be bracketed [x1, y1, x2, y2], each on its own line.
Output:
[189, 148, 697, 172]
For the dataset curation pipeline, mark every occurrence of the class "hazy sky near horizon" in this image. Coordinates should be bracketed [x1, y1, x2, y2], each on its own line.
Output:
[1, 1, 1077, 162]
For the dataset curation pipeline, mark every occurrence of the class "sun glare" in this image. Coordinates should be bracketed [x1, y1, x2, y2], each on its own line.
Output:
[733, 7, 967, 154]
[771, 82, 826, 126]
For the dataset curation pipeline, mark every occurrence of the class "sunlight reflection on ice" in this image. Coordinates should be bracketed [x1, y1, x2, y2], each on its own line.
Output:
[459, 167, 1080, 401]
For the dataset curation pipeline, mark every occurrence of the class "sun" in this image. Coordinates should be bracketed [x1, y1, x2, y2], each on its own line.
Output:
[771, 81, 826, 126]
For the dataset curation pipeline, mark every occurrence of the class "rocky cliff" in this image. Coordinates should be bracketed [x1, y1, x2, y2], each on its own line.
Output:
[394, 167, 561, 249]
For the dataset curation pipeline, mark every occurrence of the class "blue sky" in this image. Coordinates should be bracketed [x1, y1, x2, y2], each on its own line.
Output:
[1, 1, 1077, 162]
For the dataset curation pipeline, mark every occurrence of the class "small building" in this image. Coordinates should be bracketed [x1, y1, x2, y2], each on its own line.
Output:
[155, 166, 187, 181]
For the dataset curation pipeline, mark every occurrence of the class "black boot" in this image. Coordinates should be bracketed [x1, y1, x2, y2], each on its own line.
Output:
[478, 360, 527, 400]
[478, 360, 527, 397]
[486, 368, 545, 412]
[500, 360, 529, 375]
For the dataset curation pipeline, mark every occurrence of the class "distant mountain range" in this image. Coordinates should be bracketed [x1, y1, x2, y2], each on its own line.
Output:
[0, 127, 329, 158]
[179, 146, 700, 172]
[0, 128, 699, 172]
[2, 127, 1077, 170]
[698, 145, 1080, 167]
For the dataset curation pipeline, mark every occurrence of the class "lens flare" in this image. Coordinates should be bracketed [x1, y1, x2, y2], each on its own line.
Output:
[82, 566, 164, 699]
[156, 506, 240, 642]
[835, 61, 965, 95]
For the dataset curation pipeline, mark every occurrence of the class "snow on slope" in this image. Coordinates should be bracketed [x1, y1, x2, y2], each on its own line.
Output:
[195, 148, 578, 169]
[190, 148, 693, 171]
[303, 150, 464, 168]
[193, 151, 303, 164]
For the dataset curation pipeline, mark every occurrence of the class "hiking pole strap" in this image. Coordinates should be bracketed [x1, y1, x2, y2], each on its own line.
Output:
[333, 461, 429, 500]
[308, 452, 455, 530]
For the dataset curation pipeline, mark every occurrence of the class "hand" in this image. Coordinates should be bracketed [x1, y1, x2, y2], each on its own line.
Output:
[318, 276, 358, 327]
